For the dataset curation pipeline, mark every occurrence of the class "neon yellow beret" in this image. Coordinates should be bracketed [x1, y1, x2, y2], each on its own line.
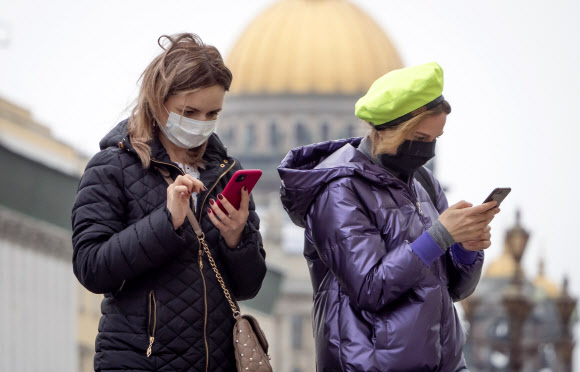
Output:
[355, 62, 444, 129]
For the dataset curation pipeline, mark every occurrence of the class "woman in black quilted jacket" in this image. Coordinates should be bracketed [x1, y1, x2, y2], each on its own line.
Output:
[71, 33, 267, 372]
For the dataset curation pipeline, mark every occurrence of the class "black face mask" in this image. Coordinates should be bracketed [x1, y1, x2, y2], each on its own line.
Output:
[377, 139, 436, 176]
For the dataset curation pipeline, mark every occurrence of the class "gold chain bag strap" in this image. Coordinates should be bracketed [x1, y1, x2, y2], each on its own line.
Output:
[156, 167, 272, 372]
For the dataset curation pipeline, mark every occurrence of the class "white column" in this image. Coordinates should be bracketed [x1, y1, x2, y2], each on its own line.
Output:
[0, 240, 76, 372]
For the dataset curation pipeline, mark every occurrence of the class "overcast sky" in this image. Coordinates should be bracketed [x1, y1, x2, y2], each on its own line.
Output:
[2, 0, 580, 359]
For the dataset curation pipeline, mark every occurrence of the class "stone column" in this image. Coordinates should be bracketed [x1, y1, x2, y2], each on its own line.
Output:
[502, 283, 533, 372]
[555, 276, 576, 372]
[502, 211, 534, 371]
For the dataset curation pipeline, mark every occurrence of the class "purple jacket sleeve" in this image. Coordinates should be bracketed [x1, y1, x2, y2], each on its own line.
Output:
[307, 181, 431, 313]
[411, 230, 446, 267]
[423, 168, 485, 302]
[447, 243, 484, 301]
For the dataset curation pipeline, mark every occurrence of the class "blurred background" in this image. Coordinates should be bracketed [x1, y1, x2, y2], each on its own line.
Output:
[1, 0, 579, 371]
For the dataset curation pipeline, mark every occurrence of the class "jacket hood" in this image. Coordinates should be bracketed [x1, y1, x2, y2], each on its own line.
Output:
[278, 137, 402, 228]
[99, 119, 228, 164]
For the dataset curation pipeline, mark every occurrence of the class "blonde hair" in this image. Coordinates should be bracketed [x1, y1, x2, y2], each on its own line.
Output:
[128, 33, 233, 168]
[369, 100, 451, 157]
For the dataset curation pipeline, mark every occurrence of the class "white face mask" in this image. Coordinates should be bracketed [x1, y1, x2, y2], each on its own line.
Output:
[159, 110, 216, 149]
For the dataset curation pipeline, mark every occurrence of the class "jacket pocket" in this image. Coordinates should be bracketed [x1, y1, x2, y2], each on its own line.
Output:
[146, 290, 157, 357]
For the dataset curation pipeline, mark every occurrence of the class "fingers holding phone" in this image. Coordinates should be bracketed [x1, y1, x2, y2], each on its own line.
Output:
[470, 203, 501, 225]
[461, 240, 492, 251]
[438, 187, 510, 250]
[461, 225, 493, 251]
[206, 169, 261, 248]
[438, 200, 497, 243]
[207, 187, 251, 249]
[464, 187, 510, 245]
[239, 185, 250, 212]
[465, 200, 498, 216]
[210, 191, 250, 225]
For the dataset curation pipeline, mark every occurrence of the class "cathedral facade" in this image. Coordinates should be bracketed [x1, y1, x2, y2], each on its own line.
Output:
[218, 0, 402, 194]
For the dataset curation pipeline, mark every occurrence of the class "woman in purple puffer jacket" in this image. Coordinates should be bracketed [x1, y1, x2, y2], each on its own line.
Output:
[278, 63, 500, 372]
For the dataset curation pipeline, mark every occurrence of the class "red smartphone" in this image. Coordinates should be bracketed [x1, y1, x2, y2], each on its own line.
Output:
[216, 169, 262, 213]
[483, 187, 511, 207]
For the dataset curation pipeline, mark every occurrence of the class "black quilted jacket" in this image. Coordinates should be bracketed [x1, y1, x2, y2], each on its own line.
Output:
[72, 120, 267, 371]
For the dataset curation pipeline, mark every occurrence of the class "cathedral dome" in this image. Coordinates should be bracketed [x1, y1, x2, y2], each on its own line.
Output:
[226, 0, 403, 95]
[533, 258, 560, 298]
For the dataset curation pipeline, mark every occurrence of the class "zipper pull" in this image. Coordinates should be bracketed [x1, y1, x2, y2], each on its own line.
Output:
[198, 249, 203, 269]
[146, 336, 154, 357]
[416, 201, 424, 216]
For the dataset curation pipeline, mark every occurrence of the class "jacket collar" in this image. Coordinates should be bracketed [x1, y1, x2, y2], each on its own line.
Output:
[357, 136, 409, 183]
[101, 119, 230, 168]
[278, 138, 411, 227]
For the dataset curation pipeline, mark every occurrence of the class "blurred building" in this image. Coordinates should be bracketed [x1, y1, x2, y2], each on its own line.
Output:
[461, 212, 577, 372]
[218, 0, 403, 370]
[0, 96, 98, 371]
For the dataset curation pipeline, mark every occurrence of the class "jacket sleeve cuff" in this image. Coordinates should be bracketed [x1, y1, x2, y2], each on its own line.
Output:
[450, 243, 478, 265]
[164, 207, 188, 240]
[411, 231, 446, 267]
[427, 220, 455, 250]
[218, 223, 257, 254]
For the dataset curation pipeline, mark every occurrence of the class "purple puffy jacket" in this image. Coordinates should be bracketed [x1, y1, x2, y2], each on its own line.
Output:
[278, 138, 483, 372]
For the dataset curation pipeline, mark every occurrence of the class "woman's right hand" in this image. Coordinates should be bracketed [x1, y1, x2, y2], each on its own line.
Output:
[167, 175, 206, 229]
[438, 200, 499, 244]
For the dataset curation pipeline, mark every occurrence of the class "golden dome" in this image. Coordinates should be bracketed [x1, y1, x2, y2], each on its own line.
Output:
[534, 276, 560, 298]
[226, 0, 403, 95]
[485, 211, 529, 278]
[485, 253, 560, 298]
[485, 251, 517, 278]
[533, 257, 560, 298]
[484, 237, 561, 298]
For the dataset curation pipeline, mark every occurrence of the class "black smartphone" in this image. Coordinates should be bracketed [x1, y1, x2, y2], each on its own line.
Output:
[483, 187, 511, 207]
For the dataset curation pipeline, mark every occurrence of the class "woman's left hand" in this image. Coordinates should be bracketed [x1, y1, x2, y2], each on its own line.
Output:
[207, 187, 250, 249]
[461, 225, 492, 251]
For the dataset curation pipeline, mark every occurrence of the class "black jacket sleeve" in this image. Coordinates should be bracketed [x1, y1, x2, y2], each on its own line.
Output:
[71, 149, 188, 294]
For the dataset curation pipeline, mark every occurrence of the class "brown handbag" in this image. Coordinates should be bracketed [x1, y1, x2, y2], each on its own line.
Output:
[156, 168, 273, 372]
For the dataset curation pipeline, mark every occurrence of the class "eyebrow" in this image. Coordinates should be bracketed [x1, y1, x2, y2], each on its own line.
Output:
[177, 106, 222, 113]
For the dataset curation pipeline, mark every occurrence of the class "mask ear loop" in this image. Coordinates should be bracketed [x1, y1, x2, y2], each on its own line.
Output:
[162, 105, 172, 127]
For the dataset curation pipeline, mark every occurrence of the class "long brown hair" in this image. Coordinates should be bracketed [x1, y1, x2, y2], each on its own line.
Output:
[369, 100, 451, 156]
[128, 33, 233, 168]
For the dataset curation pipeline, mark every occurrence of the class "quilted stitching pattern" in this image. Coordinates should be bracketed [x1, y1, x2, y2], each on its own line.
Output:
[72, 121, 267, 371]
[233, 317, 271, 371]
